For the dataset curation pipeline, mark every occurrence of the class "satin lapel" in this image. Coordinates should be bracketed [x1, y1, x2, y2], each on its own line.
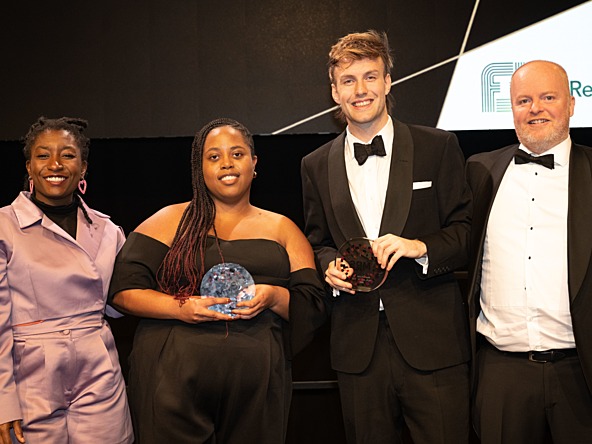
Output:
[476, 146, 517, 245]
[379, 120, 412, 236]
[40, 216, 77, 243]
[75, 209, 106, 261]
[327, 132, 366, 238]
[38, 207, 105, 260]
[568, 144, 592, 303]
[468, 145, 516, 311]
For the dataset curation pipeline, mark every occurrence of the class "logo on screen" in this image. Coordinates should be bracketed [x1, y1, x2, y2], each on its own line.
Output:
[481, 62, 523, 112]
[571, 80, 592, 98]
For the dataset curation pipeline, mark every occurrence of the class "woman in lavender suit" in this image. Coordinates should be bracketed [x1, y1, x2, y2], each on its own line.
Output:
[0, 117, 133, 444]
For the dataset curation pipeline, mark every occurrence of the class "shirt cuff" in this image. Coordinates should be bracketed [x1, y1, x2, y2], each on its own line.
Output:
[415, 254, 429, 275]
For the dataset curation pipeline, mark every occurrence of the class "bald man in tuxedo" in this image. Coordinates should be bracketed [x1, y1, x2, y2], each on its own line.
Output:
[466, 60, 592, 443]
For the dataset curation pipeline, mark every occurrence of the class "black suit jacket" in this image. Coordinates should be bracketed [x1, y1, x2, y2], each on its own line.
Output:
[466, 142, 592, 394]
[301, 119, 471, 373]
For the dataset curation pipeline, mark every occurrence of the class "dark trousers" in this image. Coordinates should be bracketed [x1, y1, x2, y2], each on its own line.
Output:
[337, 313, 470, 444]
[474, 342, 592, 444]
[128, 320, 291, 444]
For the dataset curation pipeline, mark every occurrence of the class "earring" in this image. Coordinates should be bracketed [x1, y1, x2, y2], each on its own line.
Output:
[29, 177, 34, 193]
[253, 171, 258, 179]
[78, 177, 87, 194]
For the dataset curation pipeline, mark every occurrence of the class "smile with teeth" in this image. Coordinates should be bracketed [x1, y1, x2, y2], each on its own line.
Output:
[220, 174, 238, 181]
[353, 99, 372, 107]
[528, 119, 549, 124]
[45, 176, 66, 183]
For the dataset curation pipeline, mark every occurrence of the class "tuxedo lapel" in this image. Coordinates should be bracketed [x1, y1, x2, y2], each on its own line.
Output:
[379, 120, 413, 236]
[568, 144, 592, 302]
[476, 146, 517, 245]
[328, 132, 366, 238]
[468, 145, 516, 312]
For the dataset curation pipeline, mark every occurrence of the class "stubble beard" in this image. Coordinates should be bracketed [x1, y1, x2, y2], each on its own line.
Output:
[515, 117, 570, 154]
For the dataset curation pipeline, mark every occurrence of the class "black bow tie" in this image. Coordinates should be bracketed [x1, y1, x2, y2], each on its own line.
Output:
[353, 135, 386, 165]
[514, 149, 555, 169]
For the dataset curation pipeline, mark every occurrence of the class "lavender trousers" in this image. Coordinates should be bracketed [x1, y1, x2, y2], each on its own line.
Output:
[11, 321, 133, 444]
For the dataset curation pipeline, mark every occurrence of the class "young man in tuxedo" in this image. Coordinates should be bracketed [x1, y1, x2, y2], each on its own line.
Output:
[301, 30, 471, 444]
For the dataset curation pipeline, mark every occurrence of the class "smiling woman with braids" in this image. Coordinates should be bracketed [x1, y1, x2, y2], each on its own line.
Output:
[0, 117, 133, 444]
[109, 118, 326, 444]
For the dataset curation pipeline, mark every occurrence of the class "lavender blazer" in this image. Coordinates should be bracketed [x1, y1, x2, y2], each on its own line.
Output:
[0, 192, 125, 424]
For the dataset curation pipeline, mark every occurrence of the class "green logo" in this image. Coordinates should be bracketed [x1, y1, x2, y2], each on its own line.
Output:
[571, 80, 592, 97]
[481, 62, 523, 112]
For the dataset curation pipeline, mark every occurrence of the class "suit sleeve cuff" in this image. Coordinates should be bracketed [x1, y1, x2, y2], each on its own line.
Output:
[415, 254, 429, 275]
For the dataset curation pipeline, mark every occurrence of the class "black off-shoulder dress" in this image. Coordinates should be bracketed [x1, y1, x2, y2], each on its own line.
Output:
[109, 232, 326, 444]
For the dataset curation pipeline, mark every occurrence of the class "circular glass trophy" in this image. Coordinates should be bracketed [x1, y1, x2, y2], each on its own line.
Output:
[337, 237, 387, 292]
[200, 263, 256, 315]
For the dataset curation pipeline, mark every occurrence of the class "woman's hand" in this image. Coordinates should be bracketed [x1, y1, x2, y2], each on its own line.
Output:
[0, 420, 25, 444]
[177, 296, 235, 323]
[233, 284, 289, 320]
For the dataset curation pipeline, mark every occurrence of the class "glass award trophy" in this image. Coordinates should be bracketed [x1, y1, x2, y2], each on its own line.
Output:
[200, 263, 256, 315]
[337, 237, 387, 292]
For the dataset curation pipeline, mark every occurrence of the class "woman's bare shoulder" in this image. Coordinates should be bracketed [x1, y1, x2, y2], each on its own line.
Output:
[252, 207, 303, 243]
[134, 202, 189, 246]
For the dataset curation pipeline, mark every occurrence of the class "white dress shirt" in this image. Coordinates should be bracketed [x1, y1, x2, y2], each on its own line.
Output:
[333, 117, 428, 305]
[345, 117, 394, 238]
[331, 118, 394, 307]
[478, 137, 576, 351]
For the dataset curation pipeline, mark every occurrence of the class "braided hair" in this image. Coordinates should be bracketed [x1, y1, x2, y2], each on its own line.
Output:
[22, 116, 93, 223]
[158, 118, 255, 300]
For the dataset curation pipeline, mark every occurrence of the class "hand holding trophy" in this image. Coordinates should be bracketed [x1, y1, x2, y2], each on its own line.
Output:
[337, 237, 388, 292]
[200, 263, 256, 315]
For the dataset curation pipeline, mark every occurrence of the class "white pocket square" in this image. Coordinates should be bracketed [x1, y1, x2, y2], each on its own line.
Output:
[413, 181, 432, 190]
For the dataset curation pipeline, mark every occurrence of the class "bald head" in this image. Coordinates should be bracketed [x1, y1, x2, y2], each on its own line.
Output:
[511, 60, 570, 97]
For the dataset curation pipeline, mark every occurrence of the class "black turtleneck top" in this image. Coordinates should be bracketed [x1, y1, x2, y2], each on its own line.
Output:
[31, 194, 79, 239]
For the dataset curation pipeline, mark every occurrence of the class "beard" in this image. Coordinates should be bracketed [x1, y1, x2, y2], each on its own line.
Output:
[515, 116, 570, 154]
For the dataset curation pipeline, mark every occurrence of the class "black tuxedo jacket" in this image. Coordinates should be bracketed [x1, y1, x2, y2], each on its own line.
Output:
[466, 142, 592, 394]
[301, 119, 471, 373]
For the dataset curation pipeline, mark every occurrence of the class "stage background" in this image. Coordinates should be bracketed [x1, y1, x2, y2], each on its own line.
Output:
[2, 0, 590, 139]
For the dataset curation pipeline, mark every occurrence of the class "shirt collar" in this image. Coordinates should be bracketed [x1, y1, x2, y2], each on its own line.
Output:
[519, 135, 571, 168]
[12, 192, 44, 229]
[345, 116, 393, 161]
